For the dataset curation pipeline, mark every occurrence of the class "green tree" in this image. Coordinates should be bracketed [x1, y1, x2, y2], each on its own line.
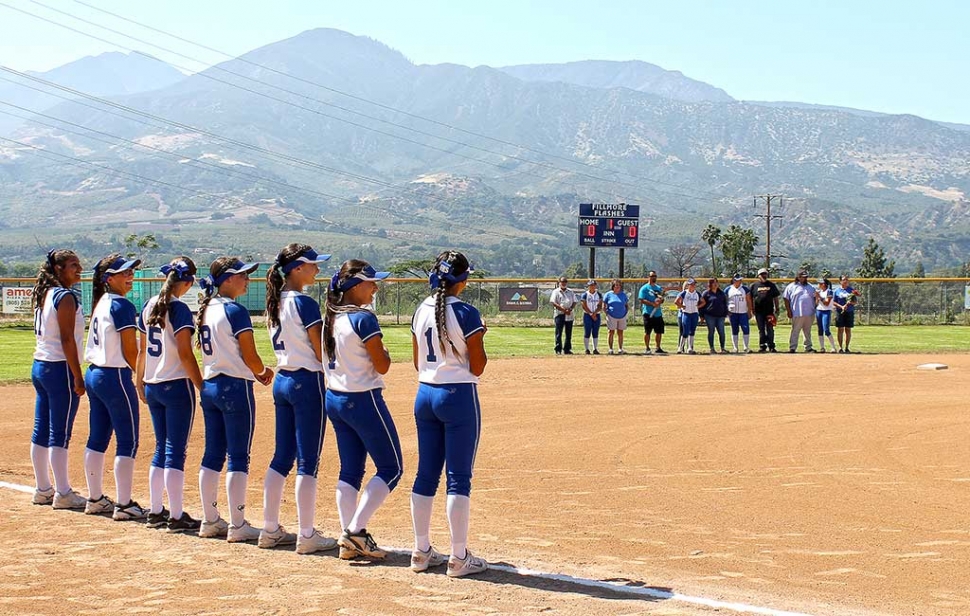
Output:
[388, 258, 435, 278]
[563, 262, 587, 279]
[855, 237, 898, 316]
[0, 261, 7, 276]
[701, 224, 721, 276]
[719, 225, 759, 276]
[124, 233, 160, 263]
[910, 261, 925, 278]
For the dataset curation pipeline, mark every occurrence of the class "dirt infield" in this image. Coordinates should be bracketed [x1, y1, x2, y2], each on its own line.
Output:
[1, 353, 969, 615]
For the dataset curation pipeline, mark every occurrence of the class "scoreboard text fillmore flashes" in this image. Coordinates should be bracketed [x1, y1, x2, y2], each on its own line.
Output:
[578, 203, 640, 248]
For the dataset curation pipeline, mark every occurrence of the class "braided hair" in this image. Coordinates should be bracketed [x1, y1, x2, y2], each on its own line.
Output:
[322, 259, 372, 363]
[91, 253, 122, 309]
[430, 250, 470, 355]
[31, 249, 78, 311]
[265, 243, 312, 329]
[147, 256, 197, 328]
[196, 256, 237, 348]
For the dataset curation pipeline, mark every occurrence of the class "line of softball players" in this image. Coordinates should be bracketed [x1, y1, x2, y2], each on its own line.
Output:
[27, 247, 489, 577]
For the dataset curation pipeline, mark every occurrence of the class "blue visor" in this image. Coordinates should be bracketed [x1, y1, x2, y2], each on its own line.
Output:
[333, 264, 390, 293]
[281, 248, 331, 275]
[211, 260, 258, 287]
[101, 257, 141, 280]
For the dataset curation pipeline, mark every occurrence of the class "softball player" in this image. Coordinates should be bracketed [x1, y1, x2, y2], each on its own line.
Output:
[196, 257, 274, 542]
[83, 254, 145, 520]
[29, 249, 87, 510]
[814, 278, 837, 352]
[674, 278, 705, 354]
[323, 259, 402, 561]
[260, 244, 336, 554]
[136, 257, 204, 532]
[726, 274, 753, 353]
[579, 280, 603, 355]
[410, 251, 488, 578]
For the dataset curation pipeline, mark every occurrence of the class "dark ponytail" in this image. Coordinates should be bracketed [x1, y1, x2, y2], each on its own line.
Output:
[196, 256, 236, 348]
[91, 253, 121, 309]
[265, 243, 312, 329]
[148, 256, 197, 328]
[322, 259, 371, 363]
[32, 249, 78, 311]
[430, 250, 470, 355]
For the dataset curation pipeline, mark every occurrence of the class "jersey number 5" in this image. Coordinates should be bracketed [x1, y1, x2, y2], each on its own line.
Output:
[147, 327, 163, 357]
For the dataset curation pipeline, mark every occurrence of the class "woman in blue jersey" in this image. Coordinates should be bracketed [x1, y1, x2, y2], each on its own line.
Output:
[29, 249, 87, 510]
[260, 243, 336, 555]
[323, 259, 402, 561]
[135, 257, 204, 532]
[196, 257, 274, 543]
[410, 250, 488, 578]
[83, 254, 145, 520]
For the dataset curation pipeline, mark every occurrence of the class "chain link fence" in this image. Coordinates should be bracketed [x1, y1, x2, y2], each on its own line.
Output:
[2, 277, 969, 326]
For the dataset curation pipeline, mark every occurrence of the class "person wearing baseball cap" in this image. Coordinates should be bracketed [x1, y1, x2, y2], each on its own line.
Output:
[783, 270, 816, 353]
[674, 278, 706, 354]
[750, 267, 780, 352]
[579, 280, 603, 354]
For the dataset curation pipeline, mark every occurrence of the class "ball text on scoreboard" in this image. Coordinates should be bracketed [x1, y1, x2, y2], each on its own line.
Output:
[577, 203, 640, 248]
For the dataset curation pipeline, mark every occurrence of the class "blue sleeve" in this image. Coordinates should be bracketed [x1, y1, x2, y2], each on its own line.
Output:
[677, 291, 686, 301]
[224, 302, 254, 337]
[169, 301, 195, 334]
[293, 295, 323, 329]
[110, 298, 137, 331]
[137, 301, 148, 333]
[452, 302, 485, 339]
[349, 311, 382, 343]
[51, 287, 77, 311]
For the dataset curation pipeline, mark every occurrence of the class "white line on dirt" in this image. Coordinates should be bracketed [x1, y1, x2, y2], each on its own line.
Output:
[0, 479, 812, 615]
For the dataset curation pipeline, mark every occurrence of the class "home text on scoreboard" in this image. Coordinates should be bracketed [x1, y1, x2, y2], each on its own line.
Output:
[578, 203, 640, 248]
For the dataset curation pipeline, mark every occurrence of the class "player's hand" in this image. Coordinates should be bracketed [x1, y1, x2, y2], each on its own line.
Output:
[73, 381, 86, 397]
[481, 318, 488, 334]
[256, 367, 274, 386]
[136, 382, 147, 403]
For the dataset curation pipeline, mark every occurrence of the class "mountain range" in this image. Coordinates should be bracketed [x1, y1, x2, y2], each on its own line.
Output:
[1, 28, 967, 275]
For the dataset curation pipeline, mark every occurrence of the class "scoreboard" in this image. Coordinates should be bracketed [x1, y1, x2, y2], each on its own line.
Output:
[578, 203, 640, 248]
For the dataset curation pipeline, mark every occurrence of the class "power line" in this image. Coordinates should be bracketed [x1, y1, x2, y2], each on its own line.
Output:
[10, 0, 741, 208]
[70, 0, 743, 204]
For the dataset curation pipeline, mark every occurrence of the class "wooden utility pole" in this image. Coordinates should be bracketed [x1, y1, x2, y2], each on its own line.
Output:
[754, 194, 785, 270]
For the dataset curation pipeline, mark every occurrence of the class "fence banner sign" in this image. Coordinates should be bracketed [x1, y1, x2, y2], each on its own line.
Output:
[965, 285, 970, 310]
[2, 286, 33, 314]
[498, 287, 539, 311]
[181, 285, 202, 312]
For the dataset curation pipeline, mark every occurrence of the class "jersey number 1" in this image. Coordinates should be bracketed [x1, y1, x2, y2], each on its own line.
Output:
[424, 327, 437, 363]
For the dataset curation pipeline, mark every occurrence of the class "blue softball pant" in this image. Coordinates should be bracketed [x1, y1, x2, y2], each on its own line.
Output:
[412, 382, 481, 497]
[269, 369, 326, 478]
[31, 360, 80, 449]
[729, 313, 750, 335]
[200, 375, 255, 473]
[681, 312, 699, 336]
[326, 388, 403, 490]
[84, 366, 139, 457]
[582, 313, 601, 339]
[145, 378, 196, 471]
[816, 310, 833, 336]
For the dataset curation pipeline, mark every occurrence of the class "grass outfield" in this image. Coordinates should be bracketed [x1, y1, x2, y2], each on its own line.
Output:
[0, 324, 966, 384]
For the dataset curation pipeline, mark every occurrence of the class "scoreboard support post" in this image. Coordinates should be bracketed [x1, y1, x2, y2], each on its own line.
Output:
[619, 248, 625, 278]
[588, 248, 596, 279]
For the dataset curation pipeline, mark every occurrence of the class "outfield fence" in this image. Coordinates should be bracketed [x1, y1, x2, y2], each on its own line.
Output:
[3, 277, 969, 326]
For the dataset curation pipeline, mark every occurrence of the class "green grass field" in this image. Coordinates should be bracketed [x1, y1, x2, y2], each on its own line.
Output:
[0, 325, 965, 384]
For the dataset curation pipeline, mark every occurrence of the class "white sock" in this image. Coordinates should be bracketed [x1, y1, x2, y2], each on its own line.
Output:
[49, 446, 71, 494]
[31, 444, 52, 491]
[262, 468, 286, 532]
[732, 334, 739, 351]
[592, 338, 598, 351]
[114, 456, 135, 505]
[677, 337, 685, 351]
[827, 334, 836, 350]
[295, 475, 317, 537]
[84, 448, 105, 500]
[583, 337, 590, 351]
[688, 335, 694, 351]
[199, 467, 221, 523]
[226, 471, 248, 527]
[411, 493, 434, 552]
[164, 468, 185, 519]
[446, 494, 471, 560]
[819, 335, 825, 350]
[349, 477, 390, 533]
[149, 465, 165, 513]
[335, 480, 359, 531]
[743, 334, 750, 350]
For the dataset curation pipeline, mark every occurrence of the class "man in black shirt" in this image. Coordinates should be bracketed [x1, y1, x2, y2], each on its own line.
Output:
[750, 268, 780, 352]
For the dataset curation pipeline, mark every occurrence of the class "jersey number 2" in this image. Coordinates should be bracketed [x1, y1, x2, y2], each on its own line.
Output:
[271, 328, 285, 351]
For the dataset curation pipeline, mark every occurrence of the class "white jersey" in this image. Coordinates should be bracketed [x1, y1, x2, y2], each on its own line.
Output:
[84, 293, 138, 368]
[323, 310, 385, 392]
[678, 290, 700, 314]
[138, 295, 195, 383]
[816, 288, 834, 312]
[33, 287, 84, 363]
[200, 296, 255, 381]
[269, 291, 323, 372]
[726, 285, 750, 314]
[412, 295, 485, 385]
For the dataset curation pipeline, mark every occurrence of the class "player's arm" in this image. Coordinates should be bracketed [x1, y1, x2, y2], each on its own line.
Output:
[174, 329, 204, 391]
[466, 331, 487, 376]
[55, 293, 84, 396]
[411, 333, 419, 371]
[135, 329, 148, 402]
[121, 328, 138, 372]
[238, 331, 272, 384]
[364, 335, 391, 375]
[307, 323, 323, 364]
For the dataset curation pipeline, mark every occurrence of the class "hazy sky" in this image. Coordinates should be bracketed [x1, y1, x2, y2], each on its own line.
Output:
[0, 0, 967, 123]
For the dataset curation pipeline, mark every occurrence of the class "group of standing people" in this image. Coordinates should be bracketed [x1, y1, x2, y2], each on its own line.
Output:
[551, 268, 862, 355]
[28, 247, 491, 577]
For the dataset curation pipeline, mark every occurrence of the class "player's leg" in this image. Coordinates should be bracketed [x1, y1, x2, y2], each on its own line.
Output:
[411, 383, 446, 571]
[198, 378, 227, 534]
[30, 361, 53, 500]
[145, 383, 169, 524]
[83, 367, 113, 513]
[262, 372, 297, 544]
